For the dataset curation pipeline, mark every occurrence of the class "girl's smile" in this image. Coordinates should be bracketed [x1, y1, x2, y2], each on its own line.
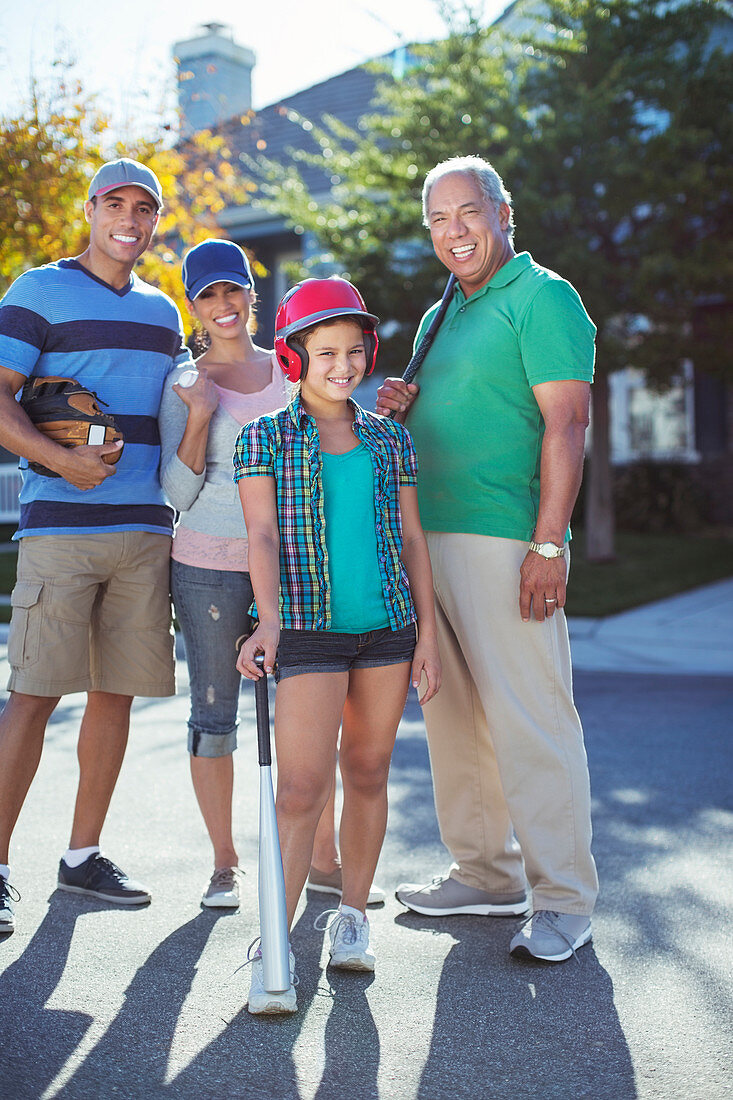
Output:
[300, 320, 367, 411]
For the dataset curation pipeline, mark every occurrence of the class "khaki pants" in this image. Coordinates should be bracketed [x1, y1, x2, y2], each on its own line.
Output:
[8, 531, 175, 698]
[423, 532, 598, 916]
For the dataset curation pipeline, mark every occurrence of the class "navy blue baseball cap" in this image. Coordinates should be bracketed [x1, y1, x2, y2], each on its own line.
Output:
[88, 158, 163, 209]
[182, 239, 254, 300]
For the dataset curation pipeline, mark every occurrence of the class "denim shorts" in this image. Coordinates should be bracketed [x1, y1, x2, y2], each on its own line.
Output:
[275, 623, 417, 681]
[171, 560, 254, 758]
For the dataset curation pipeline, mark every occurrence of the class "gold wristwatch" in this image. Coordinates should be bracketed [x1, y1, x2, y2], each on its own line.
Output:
[528, 540, 567, 559]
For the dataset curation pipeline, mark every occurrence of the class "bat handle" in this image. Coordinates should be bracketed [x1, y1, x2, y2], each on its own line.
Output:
[254, 655, 272, 767]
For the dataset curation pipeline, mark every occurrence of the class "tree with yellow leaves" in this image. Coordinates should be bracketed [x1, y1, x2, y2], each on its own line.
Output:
[0, 70, 256, 334]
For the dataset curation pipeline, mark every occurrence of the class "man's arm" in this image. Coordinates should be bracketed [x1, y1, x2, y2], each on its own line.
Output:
[0, 365, 119, 490]
[519, 379, 590, 623]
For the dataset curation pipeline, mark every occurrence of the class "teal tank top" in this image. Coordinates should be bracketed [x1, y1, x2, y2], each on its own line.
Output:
[321, 443, 391, 633]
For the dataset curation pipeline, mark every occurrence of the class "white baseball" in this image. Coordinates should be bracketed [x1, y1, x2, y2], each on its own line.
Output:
[178, 369, 199, 388]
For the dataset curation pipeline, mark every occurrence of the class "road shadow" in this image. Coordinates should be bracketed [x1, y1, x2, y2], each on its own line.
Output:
[45, 893, 379, 1100]
[0, 894, 112, 1098]
[156, 893, 381, 1100]
[53, 908, 234, 1099]
[314, 969, 379, 1100]
[393, 912, 636, 1100]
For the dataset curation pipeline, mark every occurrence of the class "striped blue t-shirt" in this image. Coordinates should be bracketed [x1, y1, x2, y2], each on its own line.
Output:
[0, 259, 192, 537]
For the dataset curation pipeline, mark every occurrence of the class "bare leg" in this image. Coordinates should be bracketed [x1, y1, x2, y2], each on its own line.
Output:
[311, 768, 339, 872]
[274, 672, 348, 927]
[339, 662, 411, 913]
[0, 692, 60, 863]
[190, 754, 238, 868]
[68, 691, 133, 849]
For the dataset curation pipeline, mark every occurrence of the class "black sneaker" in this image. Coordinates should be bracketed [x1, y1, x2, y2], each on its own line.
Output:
[57, 854, 151, 906]
[1, 875, 20, 933]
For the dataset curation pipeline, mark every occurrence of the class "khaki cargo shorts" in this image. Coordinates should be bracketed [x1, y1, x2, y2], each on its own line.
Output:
[7, 531, 175, 698]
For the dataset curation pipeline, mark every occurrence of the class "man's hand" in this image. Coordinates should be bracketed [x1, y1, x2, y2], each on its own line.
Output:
[52, 442, 122, 490]
[519, 550, 567, 623]
[375, 377, 419, 421]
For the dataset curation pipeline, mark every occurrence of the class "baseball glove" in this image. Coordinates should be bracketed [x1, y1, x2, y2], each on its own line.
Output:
[19, 375, 124, 477]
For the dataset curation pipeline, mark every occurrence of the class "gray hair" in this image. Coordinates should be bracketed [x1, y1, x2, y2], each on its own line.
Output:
[422, 156, 515, 239]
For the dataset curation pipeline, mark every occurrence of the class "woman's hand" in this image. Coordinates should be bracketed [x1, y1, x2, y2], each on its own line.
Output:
[173, 366, 219, 421]
[410, 635, 441, 705]
[236, 621, 280, 680]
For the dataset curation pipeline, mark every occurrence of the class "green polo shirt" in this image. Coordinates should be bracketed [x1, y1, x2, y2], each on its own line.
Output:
[406, 251, 596, 540]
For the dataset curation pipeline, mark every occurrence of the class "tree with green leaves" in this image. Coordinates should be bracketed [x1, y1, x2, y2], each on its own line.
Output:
[253, 5, 530, 371]
[513, 0, 732, 558]
[257, 0, 732, 560]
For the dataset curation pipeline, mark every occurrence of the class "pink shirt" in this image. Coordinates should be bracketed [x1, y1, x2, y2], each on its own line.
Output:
[171, 357, 288, 572]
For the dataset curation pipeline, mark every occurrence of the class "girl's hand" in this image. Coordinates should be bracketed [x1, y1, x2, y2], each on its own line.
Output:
[411, 636, 441, 705]
[236, 622, 280, 680]
[173, 366, 219, 419]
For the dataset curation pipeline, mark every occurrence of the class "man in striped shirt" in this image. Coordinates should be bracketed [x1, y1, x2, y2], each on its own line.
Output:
[0, 158, 192, 932]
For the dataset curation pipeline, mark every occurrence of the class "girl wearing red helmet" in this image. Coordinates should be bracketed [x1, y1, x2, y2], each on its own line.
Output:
[161, 244, 361, 915]
[233, 277, 441, 1014]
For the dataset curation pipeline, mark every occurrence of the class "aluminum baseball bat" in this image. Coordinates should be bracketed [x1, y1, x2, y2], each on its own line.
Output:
[254, 656, 290, 994]
[386, 272, 457, 418]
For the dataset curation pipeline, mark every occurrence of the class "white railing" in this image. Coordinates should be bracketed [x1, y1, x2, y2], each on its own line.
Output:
[0, 465, 22, 523]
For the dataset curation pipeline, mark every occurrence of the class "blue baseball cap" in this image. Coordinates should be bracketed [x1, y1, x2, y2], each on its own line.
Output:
[181, 239, 254, 300]
[88, 158, 163, 209]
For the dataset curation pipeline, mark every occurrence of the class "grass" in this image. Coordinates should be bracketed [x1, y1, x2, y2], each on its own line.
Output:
[0, 528, 731, 623]
[565, 528, 733, 617]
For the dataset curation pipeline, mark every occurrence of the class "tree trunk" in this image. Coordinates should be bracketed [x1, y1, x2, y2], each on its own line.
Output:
[585, 371, 616, 562]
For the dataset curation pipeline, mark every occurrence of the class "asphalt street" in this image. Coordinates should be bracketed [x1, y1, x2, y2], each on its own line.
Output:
[0, 590, 731, 1100]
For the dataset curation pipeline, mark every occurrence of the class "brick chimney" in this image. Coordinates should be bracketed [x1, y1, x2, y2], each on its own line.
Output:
[174, 22, 256, 136]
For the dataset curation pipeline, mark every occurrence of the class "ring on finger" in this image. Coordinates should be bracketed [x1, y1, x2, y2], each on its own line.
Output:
[544, 597, 557, 603]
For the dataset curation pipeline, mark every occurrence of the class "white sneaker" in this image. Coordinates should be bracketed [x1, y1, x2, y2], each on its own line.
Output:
[247, 946, 297, 1015]
[319, 907, 375, 971]
[201, 867, 242, 909]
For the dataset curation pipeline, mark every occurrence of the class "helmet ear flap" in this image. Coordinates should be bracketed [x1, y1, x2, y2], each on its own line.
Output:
[289, 339, 309, 382]
[276, 341, 308, 383]
[363, 329, 378, 375]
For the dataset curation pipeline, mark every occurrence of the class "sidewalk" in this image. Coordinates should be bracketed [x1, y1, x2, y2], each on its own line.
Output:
[568, 576, 733, 676]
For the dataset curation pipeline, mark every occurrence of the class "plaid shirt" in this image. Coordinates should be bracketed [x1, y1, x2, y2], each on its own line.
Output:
[233, 393, 418, 631]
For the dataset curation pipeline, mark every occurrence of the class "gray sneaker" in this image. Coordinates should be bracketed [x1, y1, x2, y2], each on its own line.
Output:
[1, 875, 20, 934]
[396, 875, 529, 917]
[510, 910, 592, 962]
[307, 864, 385, 906]
[201, 867, 242, 909]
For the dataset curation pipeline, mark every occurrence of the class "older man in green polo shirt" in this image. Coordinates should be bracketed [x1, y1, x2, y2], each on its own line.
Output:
[377, 155, 599, 963]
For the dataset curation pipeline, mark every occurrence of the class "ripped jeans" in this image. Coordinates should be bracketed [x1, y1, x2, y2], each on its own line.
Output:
[171, 559, 254, 757]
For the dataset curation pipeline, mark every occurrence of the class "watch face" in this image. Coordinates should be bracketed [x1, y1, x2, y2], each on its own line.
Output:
[532, 541, 564, 558]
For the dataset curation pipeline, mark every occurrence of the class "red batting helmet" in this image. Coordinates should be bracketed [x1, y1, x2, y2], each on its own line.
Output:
[274, 277, 379, 382]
